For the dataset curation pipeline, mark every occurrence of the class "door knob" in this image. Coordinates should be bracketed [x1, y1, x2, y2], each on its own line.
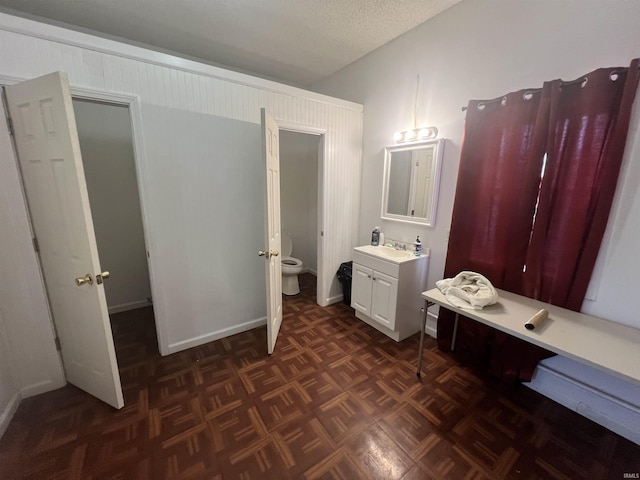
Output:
[258, 250, 270, 258]
[270, 250, 279, 257]
[75, 273, 93, 286]
[96, 271, 110, 285]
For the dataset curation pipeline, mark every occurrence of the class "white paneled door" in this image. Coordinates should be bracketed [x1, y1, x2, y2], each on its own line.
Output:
[260, 108, 283, 354]
[5, 72, 124, 409]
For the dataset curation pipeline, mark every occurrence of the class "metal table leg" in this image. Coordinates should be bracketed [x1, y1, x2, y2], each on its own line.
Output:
[451, 312, 460, 351]
[416, 300, 434, 377]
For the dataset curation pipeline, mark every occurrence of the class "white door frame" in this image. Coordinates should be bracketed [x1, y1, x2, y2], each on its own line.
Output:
[70, 87, 167, 355]
[276, 120, 328, 306]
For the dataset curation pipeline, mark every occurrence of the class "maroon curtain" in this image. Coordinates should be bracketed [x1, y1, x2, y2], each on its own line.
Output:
[523, 59, 640, 310]
[443, 89, 550, 286]
[438, 88, 553, 379]
[438, 59, 640, 382]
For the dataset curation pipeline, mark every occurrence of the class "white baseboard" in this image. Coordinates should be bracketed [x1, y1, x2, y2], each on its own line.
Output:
[0, 391, 21, 439]
[20, 378, 66, 399]
[326, 294, 345, 305]
[527, 361, 640, 445]
[166, 317, 267, 355]
[108, 300, 152, 315]
[1, 378, 68, 439]
[425, 311, 438, 338]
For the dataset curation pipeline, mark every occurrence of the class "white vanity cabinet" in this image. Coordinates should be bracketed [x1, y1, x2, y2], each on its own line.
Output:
[351, 264, 398, 329]
[351, 245, 429, 341]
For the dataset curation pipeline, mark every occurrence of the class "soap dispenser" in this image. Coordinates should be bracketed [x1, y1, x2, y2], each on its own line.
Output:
[414, 236, 422, 256]
[371, 227, 381, 246]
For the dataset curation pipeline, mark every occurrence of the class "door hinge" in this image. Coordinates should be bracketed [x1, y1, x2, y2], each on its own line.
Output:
[320, 231, 324, 237]
[6, 116, 13, 136]
[33, 237, 39, 253]
[54, 337, 61, 351]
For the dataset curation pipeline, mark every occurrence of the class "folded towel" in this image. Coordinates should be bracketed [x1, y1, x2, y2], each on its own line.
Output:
[435, 271, 498, 310]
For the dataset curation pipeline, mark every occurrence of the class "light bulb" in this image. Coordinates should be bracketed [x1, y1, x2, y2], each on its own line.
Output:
[418, 128, 431, 139]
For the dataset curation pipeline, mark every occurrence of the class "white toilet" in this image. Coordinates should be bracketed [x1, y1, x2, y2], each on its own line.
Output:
[281, 232, 303, 295]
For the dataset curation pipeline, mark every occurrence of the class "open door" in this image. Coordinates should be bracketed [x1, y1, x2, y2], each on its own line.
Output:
[5, 72, 124, 408]
[260, 108, 283, 354]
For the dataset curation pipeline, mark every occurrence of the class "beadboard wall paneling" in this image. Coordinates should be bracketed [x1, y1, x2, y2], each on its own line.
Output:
[0, 11, 363, 396]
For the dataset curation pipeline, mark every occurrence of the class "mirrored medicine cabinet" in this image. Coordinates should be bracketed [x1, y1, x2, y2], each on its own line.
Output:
[381, 138, 444, 227]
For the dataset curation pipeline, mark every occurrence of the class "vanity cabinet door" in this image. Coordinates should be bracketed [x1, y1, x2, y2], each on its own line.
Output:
[351, 263, 373, 316]
[371, 271, 398, 330]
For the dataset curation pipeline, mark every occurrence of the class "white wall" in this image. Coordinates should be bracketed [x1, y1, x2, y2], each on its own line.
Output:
[313, 0, 640, 442]
[0, 10, 362, 435]
[73, 99, 152, 313]
[280, 130, 319, 273]
[142, 108, 265, 349]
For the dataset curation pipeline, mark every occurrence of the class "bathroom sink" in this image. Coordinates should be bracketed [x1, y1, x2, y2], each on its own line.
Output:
[377, 247, 414, 259]
[354, 245, 428, 263]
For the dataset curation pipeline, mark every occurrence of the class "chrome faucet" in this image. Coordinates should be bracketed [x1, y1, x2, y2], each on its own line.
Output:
[393, 241, 406, 251]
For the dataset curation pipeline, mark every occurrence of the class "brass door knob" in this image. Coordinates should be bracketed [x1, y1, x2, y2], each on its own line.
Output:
[258, 250, 269, 258]
[96, 271, 110, 285]
[269, 250, 279, 257]
[75, 274, 93, 286]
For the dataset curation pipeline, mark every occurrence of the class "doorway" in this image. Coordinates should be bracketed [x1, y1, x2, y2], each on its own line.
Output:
[72, 98, 158, 345]
[279, 129, 323, 303]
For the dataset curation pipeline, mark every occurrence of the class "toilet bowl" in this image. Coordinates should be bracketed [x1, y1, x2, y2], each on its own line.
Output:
[281, 233, 303, 295]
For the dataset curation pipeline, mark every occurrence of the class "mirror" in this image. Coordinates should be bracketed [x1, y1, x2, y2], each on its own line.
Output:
[382, 139, 444, 227]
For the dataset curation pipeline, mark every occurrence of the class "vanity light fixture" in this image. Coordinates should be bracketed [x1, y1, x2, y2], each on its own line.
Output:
[394, 126, 438, 143]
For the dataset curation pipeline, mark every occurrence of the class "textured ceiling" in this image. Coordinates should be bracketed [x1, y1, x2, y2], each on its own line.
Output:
[0, 0, 462, 87]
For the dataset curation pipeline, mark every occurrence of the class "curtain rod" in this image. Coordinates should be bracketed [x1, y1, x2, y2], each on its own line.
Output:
[461, 64, 640, 112]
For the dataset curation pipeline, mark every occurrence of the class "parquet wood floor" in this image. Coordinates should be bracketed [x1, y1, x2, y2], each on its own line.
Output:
[1, 273, 639, 479]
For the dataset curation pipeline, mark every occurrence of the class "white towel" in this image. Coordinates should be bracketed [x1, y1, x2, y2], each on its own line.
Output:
[435, 271, 498, 310]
